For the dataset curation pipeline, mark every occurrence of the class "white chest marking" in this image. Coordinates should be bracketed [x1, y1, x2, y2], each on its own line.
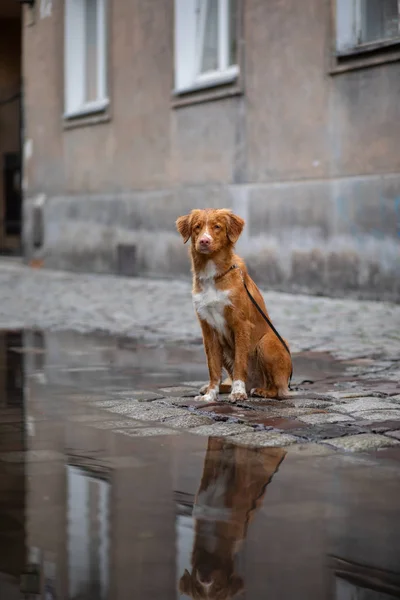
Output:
[193, 473, 233, 553]
[193, 263, 231, 335]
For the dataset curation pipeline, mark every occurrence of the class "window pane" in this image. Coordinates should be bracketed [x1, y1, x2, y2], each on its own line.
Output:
[85, 0, 98, 102]
[67, 466, 110, 600]
[228, 0, 237, 66]
[361, 0, 399, 43]
[200, 0, 219, 73]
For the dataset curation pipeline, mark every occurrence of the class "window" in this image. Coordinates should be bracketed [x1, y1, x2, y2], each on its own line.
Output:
[174, 0, 239, 94]
[67, 466, 110, 600]
[64, 0, 108, 118]
[336, 0, 400, 54]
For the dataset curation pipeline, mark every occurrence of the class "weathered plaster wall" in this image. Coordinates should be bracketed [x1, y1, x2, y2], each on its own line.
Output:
[22, 0, 400, 300]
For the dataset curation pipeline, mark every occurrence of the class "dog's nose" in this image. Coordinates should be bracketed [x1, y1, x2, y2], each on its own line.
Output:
[199, 236, 211, 247]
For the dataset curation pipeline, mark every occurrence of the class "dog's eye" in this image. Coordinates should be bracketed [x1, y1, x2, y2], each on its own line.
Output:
[195, 224, 201, 231]
[215, 225, 221, 230]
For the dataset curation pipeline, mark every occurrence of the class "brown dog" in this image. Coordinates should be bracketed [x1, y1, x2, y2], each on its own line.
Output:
[176, 208, 292, 403]
[179, 438, 286, 599]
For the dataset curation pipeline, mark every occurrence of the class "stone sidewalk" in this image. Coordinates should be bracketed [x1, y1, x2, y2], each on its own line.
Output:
[1, 260, 400, 453]
[86, 382, 400, 455]
[0, 260, 399, 360]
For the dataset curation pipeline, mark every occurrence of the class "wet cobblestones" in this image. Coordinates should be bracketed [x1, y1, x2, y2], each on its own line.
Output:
[0, 261, 399, 452]
[0, 260, 399, 361]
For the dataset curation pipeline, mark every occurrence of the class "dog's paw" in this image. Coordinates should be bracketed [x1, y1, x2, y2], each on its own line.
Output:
[195, 386, 219, 403]
[199, 383, 208, 395]
[228, 380, 248, 403]
[250, 388, 266, 398]
[228, 391, 248, 403]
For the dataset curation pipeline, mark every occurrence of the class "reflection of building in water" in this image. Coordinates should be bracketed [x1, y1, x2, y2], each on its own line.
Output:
[330, 555, 400, 599]
[0, 331, 25, 600]
[0, 331, 24, 406]
[67, 466, 110, 600]
[177, 438, 286, 600]
[22, 329, 176, 599]
[9, 328, 400, 600]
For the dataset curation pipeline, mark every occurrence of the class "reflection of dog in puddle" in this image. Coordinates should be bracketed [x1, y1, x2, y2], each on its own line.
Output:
[179, 438, 286, 599]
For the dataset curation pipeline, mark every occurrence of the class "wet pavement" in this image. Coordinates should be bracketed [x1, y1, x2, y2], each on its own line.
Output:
[1, 329, 400, 599]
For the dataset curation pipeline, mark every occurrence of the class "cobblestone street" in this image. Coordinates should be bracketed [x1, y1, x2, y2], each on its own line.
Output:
[1, 260, 400, 453]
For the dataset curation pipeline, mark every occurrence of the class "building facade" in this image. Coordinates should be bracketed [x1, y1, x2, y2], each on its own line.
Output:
[17, 0, 400, 300]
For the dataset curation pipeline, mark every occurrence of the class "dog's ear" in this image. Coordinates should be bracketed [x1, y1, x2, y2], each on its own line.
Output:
[176, 214, 192, 243]
[226, 212, 245, 244]
[179, 569, 192, 595]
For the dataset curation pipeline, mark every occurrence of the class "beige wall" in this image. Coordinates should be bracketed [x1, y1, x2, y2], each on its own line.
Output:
[23, 0, 400, 191]
[22, 0, 400, 299]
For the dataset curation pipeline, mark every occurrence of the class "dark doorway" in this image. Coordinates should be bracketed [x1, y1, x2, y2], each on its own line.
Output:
[3, 152, 21, 237]
[0, 7, 22, 256]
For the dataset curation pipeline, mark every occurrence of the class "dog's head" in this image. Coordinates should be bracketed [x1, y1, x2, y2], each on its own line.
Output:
[179, 567, 244, 600]
[176, 209, 245, 255]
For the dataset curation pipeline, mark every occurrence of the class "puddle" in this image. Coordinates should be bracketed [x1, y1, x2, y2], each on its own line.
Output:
[1, 329, 400, 599]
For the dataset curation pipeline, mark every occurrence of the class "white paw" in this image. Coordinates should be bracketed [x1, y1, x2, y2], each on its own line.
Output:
[195, 386, 219, 403]
[228, 392, 248, 403]
[229, 380, 247, 403]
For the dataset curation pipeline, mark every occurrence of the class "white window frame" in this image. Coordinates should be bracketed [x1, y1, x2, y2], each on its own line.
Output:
[336, 0, 400, 55]
[174, 0, 239, 94]
[64, 0, 108, 118]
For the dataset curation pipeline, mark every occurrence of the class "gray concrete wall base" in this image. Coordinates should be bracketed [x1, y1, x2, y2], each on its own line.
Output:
[23, 176, 400, 301]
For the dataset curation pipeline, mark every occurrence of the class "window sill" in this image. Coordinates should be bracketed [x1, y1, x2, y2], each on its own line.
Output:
[173, 66, 239, 96]
[336, 37, 400, 58]
[63, 99, 110, 129]
[331, 39, 400, 74]
[172, 68, 242, 108]
[63, 112, 110, 130]
[63, 99, 109, 120]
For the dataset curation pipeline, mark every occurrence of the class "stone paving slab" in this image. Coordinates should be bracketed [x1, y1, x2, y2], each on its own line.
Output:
[322, 434, 400, 452]
[159, 386, 198, 396]
[293, 399, 334, 409]
[89, 420, 149, 430]
[297, 413, 354, 425]
[87, 400, 127, 408]
[108, 390, 165, 401]
[364, 420, 400, 433]
[339, 399, 400, 413]
[164, 414, 214, 429]
[114, 427, 180, 438]
[107, 404, 188, 422]
[231, 431, 299, 447]
[283, 443, 335, 457]
[190, 423, 253, 437]
[352, 410, 400, 422]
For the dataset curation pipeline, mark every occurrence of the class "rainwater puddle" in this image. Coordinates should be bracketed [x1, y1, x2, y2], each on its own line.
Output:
[1, 329, 400, 599]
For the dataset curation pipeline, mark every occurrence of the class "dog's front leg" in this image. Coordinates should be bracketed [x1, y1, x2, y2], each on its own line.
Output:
[229, 325, 251, 403]
[196, 320, 223, 402]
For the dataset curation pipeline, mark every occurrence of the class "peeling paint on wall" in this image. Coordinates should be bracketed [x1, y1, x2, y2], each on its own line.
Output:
[40, 0, 52, 20]
[24, 139, 33, 161]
